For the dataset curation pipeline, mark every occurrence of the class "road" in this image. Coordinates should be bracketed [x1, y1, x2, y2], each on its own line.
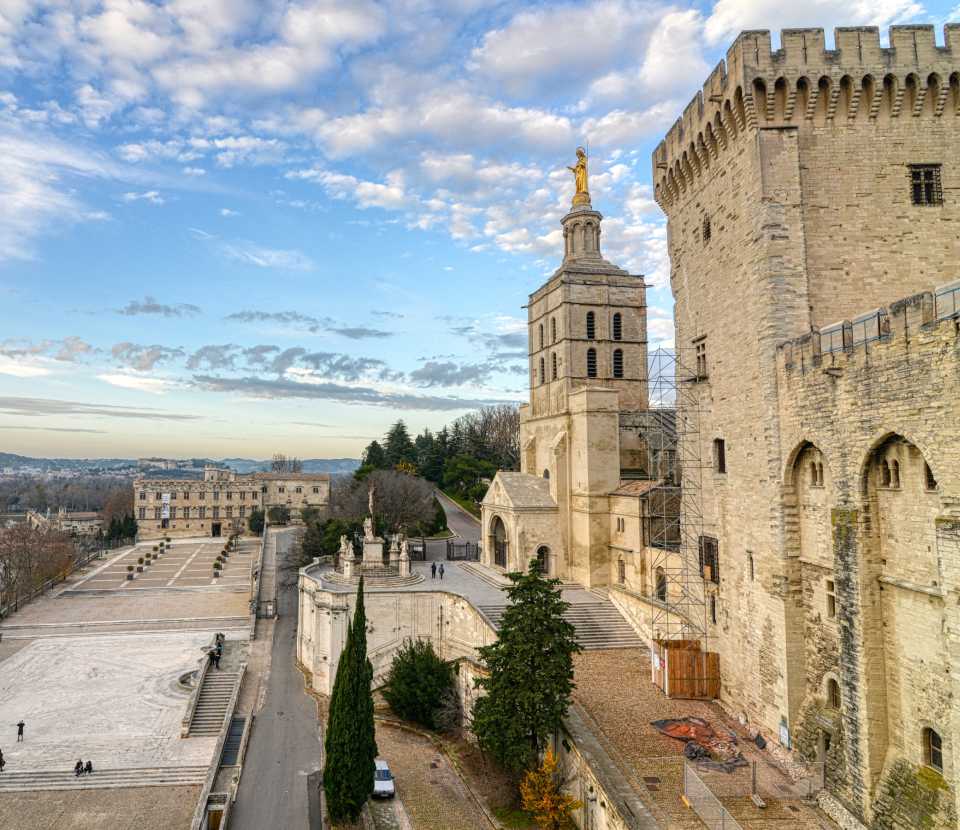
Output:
[433, 491, 481, 544]
[230, 529, 323, 830]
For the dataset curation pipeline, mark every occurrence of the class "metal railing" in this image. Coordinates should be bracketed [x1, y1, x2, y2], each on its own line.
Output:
[935, 280, 960, 320]
[446, 540, 480, 561]
[683, 762, 745, 830]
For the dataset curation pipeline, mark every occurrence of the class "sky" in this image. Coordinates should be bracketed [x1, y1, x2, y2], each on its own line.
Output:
[1, 0, 957, 459]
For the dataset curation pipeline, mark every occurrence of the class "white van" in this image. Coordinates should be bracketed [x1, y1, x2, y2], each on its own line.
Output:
[373, 758, 395, 799]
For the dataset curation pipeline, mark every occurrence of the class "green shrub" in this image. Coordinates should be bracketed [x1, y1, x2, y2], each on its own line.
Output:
[382, 639, 456, 730]
[213, 561, 222, 571]
[137, 556, 144, 565]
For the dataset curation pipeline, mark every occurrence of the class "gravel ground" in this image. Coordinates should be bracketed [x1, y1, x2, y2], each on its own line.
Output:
[0, 785, 201, 829]
[572, 649, 838, 830]
[374, 721, 492, 830]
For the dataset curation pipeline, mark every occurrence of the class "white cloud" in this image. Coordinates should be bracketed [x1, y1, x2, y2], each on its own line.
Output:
[220, 207, 239, 216]
[0, 355, 51, 377]
[288, 168, 409, 211]
[122, 190, 165, 205]
[183, 166, 206, 176]
[220, 240, 315, 271]
[705, 0, 924, 45]
[97, 373, 172, 394]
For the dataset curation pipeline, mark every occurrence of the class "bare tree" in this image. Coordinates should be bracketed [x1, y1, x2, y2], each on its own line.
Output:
[271, 453, 304, 473]
[0, 526, 75, 615]
[329, 471, 435, 534]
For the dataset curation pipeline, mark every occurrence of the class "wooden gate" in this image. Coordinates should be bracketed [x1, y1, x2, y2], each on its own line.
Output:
[651, 639, 720, 700]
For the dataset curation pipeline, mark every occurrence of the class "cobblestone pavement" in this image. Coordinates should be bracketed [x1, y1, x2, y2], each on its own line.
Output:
[0, 784, 201, 829]
[373, 721, 493, 830]
[572, 649, 838, 830]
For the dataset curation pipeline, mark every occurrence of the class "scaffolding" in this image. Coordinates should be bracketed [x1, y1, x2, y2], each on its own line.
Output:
[625, 346, 712, 645]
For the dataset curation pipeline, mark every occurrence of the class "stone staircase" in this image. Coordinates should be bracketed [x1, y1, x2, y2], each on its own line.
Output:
[187, 671, 240, 736]
[0, 765, 209, 792]
[477, 599, 644, 650]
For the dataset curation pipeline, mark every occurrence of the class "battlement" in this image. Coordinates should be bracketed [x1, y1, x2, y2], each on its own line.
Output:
[652, 25, 960, 208]
[777, 279, 960, 374]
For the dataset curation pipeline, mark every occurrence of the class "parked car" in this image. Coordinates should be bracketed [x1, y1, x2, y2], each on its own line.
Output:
[373, 758, 395, 799]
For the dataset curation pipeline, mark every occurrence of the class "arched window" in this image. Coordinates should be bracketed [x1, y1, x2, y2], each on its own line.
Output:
[924, 728, 943, 772]
[817, 463, 824, 486]
[890, 459, 901, 488]
[827, 678, 841, 710]
[536, 545, 551, 575]
[612, 312, 622, 341]
[538, 357, 545, 385]
[655, 567, 667, 602]
[543, 469, 550, 480]
[926, 463, 938, 491]
[586, 311, 595, 340]
[612, 349, 624, 378]
[881, 459, 892, 487]
[810, 461, 818, 485]
[551, 352, 558, 380]
[538, 324, 544, 350]
[551, 317, 557, 343]
[586, 348, 597, 378]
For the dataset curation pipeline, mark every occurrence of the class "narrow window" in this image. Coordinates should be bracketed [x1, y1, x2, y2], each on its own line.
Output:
[655, 567, 667, 601]
[612, 348, 624, 379]
[910, 164, 943, 206]
[586, 311, 596, 340]
[817, 463, 824, 486]
[713, 438, 726, 474]
[926, 462, 938, 491]
[551, 352, 558, 380]
[539, 323, 544, 350]
[226, 491, 232, 500]
[694, 339, 707, 379]
[618, 559, 626, 584]
[586, 348, 597, 378]
[155, 491, 162, 500]
[278, 486, 285, 493]
[710, 594, 717, 624]
[139, 491, 146, 500]
[748, 552, 755, 582]
[183, 491, 189, 500]
[313, 486, 320, 494]
[810, 461, 818, 485]
[881, 460, 891, 487]
[698, 536, 719, 584]
[539, 357, 545, 384]
[827, 678, 841, 710]
[612, 312, 623, 341]
[924, 728, 944, 772]
[826, 579, 837, 619]
[543, 469, 550, 480]
[138, 507, 146, 520]
[702, 215, 712, 242]
[891, 459, 901, 488]
[295, 486, 302, 494]
[551, 317, 557, 343]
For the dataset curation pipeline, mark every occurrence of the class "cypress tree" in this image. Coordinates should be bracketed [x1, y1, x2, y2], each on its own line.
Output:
[323, 576, 378, 822]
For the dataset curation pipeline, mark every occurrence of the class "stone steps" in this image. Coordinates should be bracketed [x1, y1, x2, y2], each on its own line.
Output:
[477, 600, 644, 650]
[0, 765, 210, 792]
[187, 672, 239, 736]
[0, 616, 250, 640]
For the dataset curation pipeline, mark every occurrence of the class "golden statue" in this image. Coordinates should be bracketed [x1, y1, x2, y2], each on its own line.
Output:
[567, 146, 590, 206]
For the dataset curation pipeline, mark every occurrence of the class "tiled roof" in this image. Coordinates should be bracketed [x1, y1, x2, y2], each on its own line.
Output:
[610, 479, 663, 497]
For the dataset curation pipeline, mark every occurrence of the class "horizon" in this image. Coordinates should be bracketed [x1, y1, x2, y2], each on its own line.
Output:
[2, 2, 957, 458]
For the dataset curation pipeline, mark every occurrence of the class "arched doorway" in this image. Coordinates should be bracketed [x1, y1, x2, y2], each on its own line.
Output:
[536, 545, 551, 576]
[491, 515, 507, 568]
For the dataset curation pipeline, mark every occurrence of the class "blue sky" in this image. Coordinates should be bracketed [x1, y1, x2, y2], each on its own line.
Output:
[1, 0, 956, 459]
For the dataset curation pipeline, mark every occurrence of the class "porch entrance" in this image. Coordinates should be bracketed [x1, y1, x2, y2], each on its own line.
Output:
[491, 515, 507, 568]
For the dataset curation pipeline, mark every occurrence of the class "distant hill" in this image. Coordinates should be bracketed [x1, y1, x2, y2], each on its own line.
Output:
[0, 453, 359, 476]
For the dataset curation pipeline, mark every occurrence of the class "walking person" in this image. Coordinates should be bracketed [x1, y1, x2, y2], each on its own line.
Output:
[208, 649, 217, 671]
[0, 748, 6, 773]
[15, 721, 24, 742]
[84, 760, 93, 775]
[74, 760, 83, 777]
[213, 650, 221, 669]
[430, 561, 437, 579]
[439, 563, 445, 581]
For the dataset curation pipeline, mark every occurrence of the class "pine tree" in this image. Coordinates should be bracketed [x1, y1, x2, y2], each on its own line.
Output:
[362, 440, 387, 469]
[384, 421, 415, 468]
[323, 577, 378, 822]
[472, 560, 582, 775]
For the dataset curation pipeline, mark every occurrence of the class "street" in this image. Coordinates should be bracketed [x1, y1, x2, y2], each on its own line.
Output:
[229, 529, 323, 830]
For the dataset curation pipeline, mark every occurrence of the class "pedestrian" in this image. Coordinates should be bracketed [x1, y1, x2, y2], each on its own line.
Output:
[15, 721, 24, 742]
[84, 760, 93, 775]
[215, 641, 223, 658]
[439, 563, 445, 580]
[213, 651, 221, 669]
[208, 649, 216, 670]
[74, 760, 83, 777]
[0, 748, 5, 773]
[431, 562, 437, 579]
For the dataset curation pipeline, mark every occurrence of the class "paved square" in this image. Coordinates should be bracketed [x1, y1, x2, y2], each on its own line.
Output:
[0, 632, 218, 772]
[70, 540, 252, 593]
